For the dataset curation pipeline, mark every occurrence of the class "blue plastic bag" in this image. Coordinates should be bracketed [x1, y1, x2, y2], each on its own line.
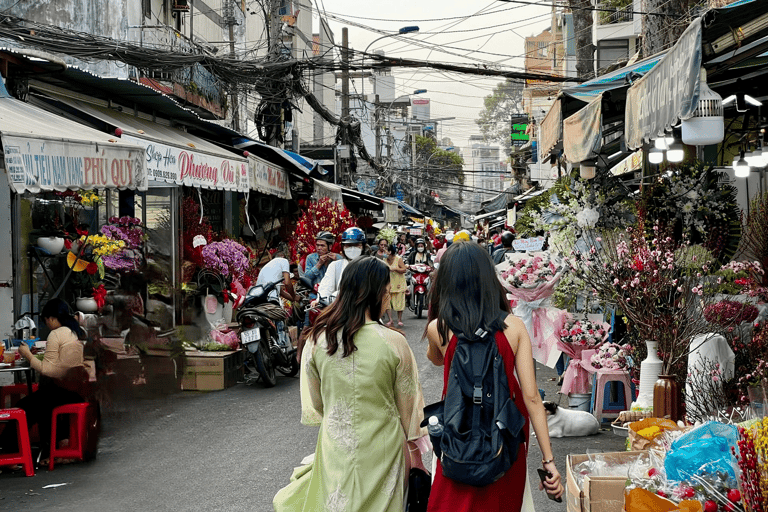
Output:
[664, 422, 738, 481]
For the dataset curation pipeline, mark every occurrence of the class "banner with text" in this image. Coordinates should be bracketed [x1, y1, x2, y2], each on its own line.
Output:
[250, 157, 291, 199]
[123, 134, 248, 192]
[625, 18, 702, 149]
[2, 134, 146, 194]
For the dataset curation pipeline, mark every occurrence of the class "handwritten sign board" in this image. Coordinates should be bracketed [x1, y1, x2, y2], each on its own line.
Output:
[409, 228, 423, 236]
[512, 236, 545, 252]
[123, 134, 248, 192]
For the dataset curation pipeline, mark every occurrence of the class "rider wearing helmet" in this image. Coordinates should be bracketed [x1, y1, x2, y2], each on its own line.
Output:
[317, 227, 367, 300]
[303, 230, 341, 297]
[407, 237, 433, 266]
[492, 231, 516, 264]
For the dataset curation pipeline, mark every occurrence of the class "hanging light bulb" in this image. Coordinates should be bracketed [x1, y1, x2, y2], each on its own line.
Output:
[745, 149, 763, 166]
[654, 138, 669, 150]
[648, 147, 664, 164]
[667, 142, 684, 163]
[734, 151, 751, 177]
[682, 69, 724, 146]
[665, 134, 675, 146]
[579, 162, 596, 179]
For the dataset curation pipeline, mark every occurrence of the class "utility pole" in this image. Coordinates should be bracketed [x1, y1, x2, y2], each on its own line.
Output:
[411, 132, 417, 206]
[374, 94, 381, 163]
[225, 0, 240, 132]
[340, 28, 350, 187]
[266, 0, 282, 147]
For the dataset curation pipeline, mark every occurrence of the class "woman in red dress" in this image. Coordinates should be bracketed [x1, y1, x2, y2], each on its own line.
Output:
[424, 241, 564, 511]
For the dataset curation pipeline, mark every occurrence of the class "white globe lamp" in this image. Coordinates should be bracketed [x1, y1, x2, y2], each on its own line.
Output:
[682, 69, 724, 146]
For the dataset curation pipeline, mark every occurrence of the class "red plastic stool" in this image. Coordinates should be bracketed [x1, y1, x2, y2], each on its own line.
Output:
[0, 383, 39, 408]
[49, 402, 99, 471]
[0, 408, 35, 476]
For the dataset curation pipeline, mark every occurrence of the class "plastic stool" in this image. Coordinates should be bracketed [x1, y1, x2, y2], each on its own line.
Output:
[0, 408, 35, 476]
[0, 383, 39, 408]
[49, 402, 99, 470]
[591, 370, 633, 424]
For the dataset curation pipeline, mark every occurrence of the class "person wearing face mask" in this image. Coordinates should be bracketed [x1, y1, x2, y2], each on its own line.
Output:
[317, 227, 366, 302]
[407, 238, 433, 267]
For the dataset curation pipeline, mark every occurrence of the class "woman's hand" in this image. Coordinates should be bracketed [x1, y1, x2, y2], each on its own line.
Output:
[18, 343, 32, 360]
[539, 461, 564, 499]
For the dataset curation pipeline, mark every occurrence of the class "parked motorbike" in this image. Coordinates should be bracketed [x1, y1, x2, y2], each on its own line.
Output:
[407, 263, 433, 319]
[236, 280, 299, 387]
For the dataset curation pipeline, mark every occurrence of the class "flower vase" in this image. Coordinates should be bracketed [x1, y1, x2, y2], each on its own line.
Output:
[748, 385, 766, 419]
[653, 375, 680, 421]
[635, 341, 662, 410]
[76, 297, 99, 313]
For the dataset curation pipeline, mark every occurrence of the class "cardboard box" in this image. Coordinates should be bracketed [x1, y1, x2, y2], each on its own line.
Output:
[566, 451, 645, 512]
[181, 350, 244, 391]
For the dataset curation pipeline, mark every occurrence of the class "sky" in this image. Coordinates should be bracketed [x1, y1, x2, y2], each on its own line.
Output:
[310, 0, 552, 157]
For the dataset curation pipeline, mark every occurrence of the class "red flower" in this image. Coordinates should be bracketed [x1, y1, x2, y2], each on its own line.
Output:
[76, 227, 89, 237]
[64, 239, 72, 250]
[86, 262, 99, 275]
[92, 284, 107, 309]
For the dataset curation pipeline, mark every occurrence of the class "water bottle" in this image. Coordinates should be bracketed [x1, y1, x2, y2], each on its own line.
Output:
[427, 416, 443, 459]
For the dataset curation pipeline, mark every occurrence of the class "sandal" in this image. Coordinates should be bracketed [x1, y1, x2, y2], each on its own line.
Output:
[397, 322, 404, 327]
[386, 321, 393, 327]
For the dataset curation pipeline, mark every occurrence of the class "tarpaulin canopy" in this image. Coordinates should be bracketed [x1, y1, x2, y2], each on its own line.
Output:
[563, 93, 603, 163]
[539, 97, 563, 159]
[313, 179, 343, 204]
[625, 18, 703, 149]
[385, 197, 424, 217]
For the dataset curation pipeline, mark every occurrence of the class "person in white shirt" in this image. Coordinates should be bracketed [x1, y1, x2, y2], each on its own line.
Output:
[256, 251, 298, 302]
[316, 227, 367, 302]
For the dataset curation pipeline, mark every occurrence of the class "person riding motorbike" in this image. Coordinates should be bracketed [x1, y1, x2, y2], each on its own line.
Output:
[316, 227, 366, 303]
[255, 250, 299, 303]
[303, 231, 341, 299]
[492, 231, 516, 265]
[407, 238, 433, 267]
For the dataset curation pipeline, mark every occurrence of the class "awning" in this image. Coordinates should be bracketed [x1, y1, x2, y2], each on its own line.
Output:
[249, 156, 291, 200]
[37, 92, 249, 192]
[625, 17, 703, 149]
[385, 197, 423, 217]
[539, 98, 563, 159]
[563, 93, 603, 163]
[562, 55, 664, 102]
[473, 208, 505, 222]
[312, 179, 343, 204]
[340, 186, 395, 211]
[233, 137, 327, 180]
[0, 84, 146, 194]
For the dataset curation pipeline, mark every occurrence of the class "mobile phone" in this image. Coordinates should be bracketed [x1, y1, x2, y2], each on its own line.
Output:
[537, 468, 563, 503]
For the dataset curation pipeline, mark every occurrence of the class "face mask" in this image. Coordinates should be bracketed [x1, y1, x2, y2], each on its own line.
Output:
[417, 247, 425, 253]
[344, 247, 362, 260]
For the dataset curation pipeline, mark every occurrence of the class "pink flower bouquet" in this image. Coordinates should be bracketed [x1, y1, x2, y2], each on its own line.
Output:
[557, 316, 611, 394]
[499, 253, 566, 368]
[590, 343, 629, 371]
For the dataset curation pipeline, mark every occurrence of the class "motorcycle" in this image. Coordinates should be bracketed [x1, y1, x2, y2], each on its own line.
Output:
[407, 263, 433, 319]
[236, 280, 299, 387]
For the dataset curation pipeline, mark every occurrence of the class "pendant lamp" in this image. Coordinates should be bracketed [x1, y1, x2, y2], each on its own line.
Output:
[682, 69, 724, 146]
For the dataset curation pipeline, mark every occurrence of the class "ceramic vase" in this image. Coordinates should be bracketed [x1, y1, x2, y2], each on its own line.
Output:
[37, 236, 65, 255]
[653, 375, 680, 421]
[635, 340, 663, 409]
[76, 297, 99, 313]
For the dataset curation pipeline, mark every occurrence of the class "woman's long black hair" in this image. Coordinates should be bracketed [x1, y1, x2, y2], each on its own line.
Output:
[426, 241, 510, 345]
[309, 256, 390, 357]
[41, 298, 85, 339]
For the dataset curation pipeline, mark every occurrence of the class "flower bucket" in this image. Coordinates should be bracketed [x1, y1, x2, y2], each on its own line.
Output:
[568, 393, 592, 412]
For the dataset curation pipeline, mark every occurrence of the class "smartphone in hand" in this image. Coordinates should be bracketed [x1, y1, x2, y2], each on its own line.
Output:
[537, 468, 563, 503]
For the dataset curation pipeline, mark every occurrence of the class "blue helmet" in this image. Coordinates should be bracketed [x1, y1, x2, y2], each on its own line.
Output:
[341, 227, 366, 244]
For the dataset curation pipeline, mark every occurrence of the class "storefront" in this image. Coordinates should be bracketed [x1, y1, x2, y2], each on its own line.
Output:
[0, 80, 146, 337]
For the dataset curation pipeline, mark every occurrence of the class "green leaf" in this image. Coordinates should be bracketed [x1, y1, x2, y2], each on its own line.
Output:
[97, 258, 105, 279]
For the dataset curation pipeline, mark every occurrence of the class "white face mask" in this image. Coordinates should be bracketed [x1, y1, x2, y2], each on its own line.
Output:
[417, 247, 425, 253]
[344, 246, 362, 260]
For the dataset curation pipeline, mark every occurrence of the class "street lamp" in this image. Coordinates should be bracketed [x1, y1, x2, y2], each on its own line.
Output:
[362, 26, 419, 109]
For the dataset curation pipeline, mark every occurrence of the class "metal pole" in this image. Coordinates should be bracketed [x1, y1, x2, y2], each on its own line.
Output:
[341, 28, 350, 187]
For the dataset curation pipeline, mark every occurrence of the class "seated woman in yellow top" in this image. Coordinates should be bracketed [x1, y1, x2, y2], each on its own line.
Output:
[0, 298, 87, 459]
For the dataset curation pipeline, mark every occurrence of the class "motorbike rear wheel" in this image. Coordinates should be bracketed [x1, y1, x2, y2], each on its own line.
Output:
[255, 342, 277, 387]
[415, 294, 424, 319]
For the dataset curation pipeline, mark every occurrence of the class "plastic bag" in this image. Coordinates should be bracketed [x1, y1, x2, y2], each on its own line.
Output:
[628, 418, 679, 451]
[664, 422, 739, 482]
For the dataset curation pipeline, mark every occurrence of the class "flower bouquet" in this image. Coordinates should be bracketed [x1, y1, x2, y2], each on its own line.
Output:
[498, 252, 567, 368]
[557, 315, 611, 394]
[590, 343, 629, 371]
[99, 216, 146, 272]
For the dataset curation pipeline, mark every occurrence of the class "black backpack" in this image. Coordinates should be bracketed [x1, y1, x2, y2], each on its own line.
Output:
[422, 318, 526, 487]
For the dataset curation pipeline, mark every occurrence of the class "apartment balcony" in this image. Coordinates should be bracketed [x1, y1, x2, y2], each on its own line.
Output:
[598, 4, 633, 25]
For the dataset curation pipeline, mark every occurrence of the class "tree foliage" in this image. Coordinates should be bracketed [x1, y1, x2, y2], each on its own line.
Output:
[475, 79, 524, 152]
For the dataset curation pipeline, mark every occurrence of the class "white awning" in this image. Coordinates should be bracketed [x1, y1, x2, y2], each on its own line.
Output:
[39, 93, 250, 192]
[0, 96, 146, 193]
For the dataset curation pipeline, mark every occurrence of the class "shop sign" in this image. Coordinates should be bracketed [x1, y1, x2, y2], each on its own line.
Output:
[250, 158, 291, 199]
[625, 18, 702, 149]
[2, 134, 146, 193]
[409, 227, 423, 236]
[123, 134, 248, 192]
[610, 150, 643, 176]
[512, 236, 545, 252]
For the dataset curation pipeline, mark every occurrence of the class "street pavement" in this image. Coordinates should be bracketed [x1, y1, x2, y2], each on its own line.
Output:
[0, 313, 625, 511]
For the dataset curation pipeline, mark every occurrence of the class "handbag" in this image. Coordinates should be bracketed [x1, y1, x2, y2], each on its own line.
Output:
[406, 467, 431, 512]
